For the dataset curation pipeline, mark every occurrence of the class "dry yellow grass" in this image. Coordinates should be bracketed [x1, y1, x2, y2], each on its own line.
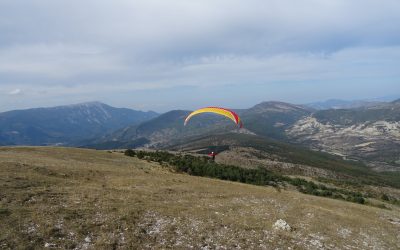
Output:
[0, 147, 399, 249]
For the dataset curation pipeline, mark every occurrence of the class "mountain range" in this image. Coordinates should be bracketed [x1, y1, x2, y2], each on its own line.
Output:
[83, 100, 400, 172]
[305, 99, 383, 110]
[305, 95, 400, 110]
[84, 101, 312, 149]
[1, 99, 399, 172]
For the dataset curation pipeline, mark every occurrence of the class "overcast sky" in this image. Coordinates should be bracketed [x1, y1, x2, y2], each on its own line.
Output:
[0, 0, 399, 112]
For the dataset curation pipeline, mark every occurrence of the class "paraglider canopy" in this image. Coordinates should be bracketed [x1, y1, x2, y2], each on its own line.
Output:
[184, 107, 243, 128]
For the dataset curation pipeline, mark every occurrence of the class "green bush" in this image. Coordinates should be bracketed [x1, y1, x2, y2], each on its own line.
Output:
[124, 149, 136, 157]
[381, 193, 390, 201]
[349, 196, 365, 204]
[136, 151, 145, 159]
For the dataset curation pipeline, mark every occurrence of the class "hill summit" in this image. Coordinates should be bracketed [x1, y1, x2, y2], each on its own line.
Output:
[0, 102, 157, 145]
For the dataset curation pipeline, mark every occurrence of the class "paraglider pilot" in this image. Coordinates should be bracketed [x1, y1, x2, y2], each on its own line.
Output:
[208, 151, 217, 161]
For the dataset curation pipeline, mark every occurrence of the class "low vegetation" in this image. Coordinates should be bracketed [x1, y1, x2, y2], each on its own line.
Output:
[125, 150, 376, 205]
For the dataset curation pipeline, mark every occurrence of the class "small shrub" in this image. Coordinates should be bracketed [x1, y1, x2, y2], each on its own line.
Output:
[137, 151, 145, 159]
[124, 149, 136, 157]
[0, 208, 11, 217]
[381, 193, 390, 201]
[348, 196, 365, 204]
[333, 194, 344, 200]
[320, 190, 333, 197]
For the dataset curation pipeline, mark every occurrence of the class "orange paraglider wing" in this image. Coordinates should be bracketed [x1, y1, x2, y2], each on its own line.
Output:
[184, 107, 242, 128]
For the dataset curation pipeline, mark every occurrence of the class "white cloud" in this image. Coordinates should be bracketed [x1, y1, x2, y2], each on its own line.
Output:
[0, 44, 125, 79]
[0, 0, 399, 111]
[8, 88, 21, 95]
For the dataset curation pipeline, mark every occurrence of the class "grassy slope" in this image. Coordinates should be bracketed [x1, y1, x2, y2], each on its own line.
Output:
[0, 147, 399, 249]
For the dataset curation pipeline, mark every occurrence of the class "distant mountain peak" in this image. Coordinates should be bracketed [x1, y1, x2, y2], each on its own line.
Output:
[250, 101, 307, 113]
[62, 101, 107, 108]
[305, 99, 386, 110]
[0, 102, 158, 146]
[77, 101, 104, 106]
[392, 98, 400, 104]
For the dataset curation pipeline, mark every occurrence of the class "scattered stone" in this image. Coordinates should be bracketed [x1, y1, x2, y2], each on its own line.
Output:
[44, 242, 56, 248]
[309, 239, 323, 248]
[273, 219, 291, 231]
[338, 228, 352, 238]
[388, 218, 400, 226]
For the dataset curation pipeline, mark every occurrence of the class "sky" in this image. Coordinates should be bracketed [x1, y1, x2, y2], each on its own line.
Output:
[0, 0, 399, 112]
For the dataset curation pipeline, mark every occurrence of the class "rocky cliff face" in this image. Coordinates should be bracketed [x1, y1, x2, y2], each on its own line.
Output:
[287, 102, 400, 171]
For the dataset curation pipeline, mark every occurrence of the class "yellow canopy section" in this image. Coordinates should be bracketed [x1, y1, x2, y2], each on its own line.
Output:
[184, 107, 242, 127]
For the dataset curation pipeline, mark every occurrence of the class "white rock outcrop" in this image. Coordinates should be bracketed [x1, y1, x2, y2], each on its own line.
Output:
[273, 219, 291, 231]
